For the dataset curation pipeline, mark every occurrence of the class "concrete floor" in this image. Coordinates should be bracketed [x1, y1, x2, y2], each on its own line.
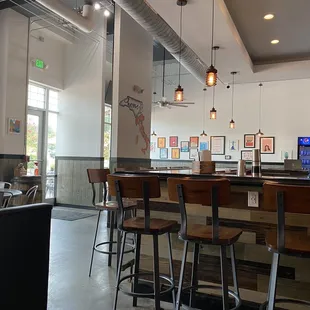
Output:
[48, 207, 173, 310]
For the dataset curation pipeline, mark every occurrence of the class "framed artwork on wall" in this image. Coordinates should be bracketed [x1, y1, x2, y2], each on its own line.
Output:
[190, 136, 199, 148]
[244, 134, 256, 148]
[189, 148, 198, 159]
[157, 137, 166, 148]
[169, 136, 178, 147]
[160, 148, 168, 159]
[229, 140, 239, 152]
[181, 141, 189, 152]
[260, 137, 275, 154]
[210, 136, 225, 155]
[8, 118, 21, 134]
[199, 142, 209, 151]
[241, 150, 253, 161]
[171, 148, 180, 159]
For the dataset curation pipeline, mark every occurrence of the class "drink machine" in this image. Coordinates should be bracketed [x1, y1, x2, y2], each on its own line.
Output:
[298, 137, 310, 170]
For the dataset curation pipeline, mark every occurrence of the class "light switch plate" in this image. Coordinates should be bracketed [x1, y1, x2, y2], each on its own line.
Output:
[248, 191, 259, 207]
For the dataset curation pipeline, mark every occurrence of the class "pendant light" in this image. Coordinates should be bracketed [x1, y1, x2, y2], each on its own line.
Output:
[229, 71, 237, 129]
[200, 88, 208, 136]
[210, 87, 217, 119]
[151, 89, 157, 137]
[256, 83, 264, 136]
[206, 0, 218, 87]
[175, 0, 187, 102]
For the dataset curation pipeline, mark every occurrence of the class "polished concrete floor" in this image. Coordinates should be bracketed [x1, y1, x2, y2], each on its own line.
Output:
[48, 207, 174, 310]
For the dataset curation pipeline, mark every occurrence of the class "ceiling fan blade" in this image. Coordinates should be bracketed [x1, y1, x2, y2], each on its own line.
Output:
[173, 101, 195, 105]
[169, 104, 188, 108]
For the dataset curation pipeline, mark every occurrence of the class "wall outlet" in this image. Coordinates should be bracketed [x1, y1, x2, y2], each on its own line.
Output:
[248, 191, 259, 207]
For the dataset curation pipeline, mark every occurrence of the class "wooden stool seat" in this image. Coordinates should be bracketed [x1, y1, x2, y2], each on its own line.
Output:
[123, 217, 177, 234]
[95, 200, 137, 211]
[184, 224, 242, 245]
[266, 230, 310, 256]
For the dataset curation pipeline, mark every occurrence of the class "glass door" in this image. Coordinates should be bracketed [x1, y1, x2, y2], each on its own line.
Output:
[26, 110, 44, 175]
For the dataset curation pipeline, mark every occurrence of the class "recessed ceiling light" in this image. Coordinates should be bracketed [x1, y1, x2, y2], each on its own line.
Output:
[264, 13, 274, 20]
[104, 9, 110, 17]
[271, 39, 279, 44]
[94, 2, 101, 10]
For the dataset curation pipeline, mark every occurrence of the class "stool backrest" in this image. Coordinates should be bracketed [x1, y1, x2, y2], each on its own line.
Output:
[107, 174, 161, 231]
[263, 181, 310, 252]
[87, 169, 110, 205]
[167, 177, 230, 241]
[25, 185, 39, 205]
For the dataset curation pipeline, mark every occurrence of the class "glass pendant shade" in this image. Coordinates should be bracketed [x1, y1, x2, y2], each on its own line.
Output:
[200, 130, 207, 137]
[206, 65, 218, 87]
[210, 107, 217, 120]
[256, 129, 264, 136]
[174, 85, 184, 102]
[151, 130, 157, 137]
[229, 119, 235, 129]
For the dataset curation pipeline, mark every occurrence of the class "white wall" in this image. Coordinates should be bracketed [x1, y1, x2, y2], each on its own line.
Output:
[56, 19, 108, 157]
[151, 62, 310, 162]
[0, 9, 29, 155]
[29, 26, 65, 90]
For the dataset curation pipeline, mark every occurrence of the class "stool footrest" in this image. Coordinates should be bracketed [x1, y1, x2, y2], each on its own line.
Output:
[181, 284, 242, 310]
[117, 272, 174, 298]
[94, 241, 134, 255]
[260, 298, 310, 310]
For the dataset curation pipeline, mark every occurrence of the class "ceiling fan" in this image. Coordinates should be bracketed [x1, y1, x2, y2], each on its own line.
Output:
[153, 48, 195, 108]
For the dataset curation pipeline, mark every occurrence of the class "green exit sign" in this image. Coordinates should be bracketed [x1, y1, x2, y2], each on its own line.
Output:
[35, 59, 45, 69]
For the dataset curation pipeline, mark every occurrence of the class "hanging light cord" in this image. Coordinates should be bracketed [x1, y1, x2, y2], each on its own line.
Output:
[231, 73, 235, 119]
[212, 86, 216, 108]
[210, 0, 215, 65]
[259, 83, 263, 128]
[178, 4, 183, 86]
[162, 48, 166, 98]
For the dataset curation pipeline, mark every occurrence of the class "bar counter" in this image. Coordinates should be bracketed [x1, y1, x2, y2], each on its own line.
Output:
[116, 169, 310, 306]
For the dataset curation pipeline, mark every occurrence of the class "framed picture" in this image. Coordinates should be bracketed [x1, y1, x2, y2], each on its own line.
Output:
[229, 140, 239, 152]
[244, 134, 256, 148]
[157, 137, 166, 148]
[160, 148, 168, 159]
[260, 137, 275, 154]
[210, 136, 225, 155]
[241, 150, 253, 161]
[150, 142, 156, 153]
[169, 136, 178, 147]
[190, 136, 199, 148]
[8, 118, 21, 134]
[180, 141, 189, 152]
[189, 148, 198, 159]
[200, 142, 209, 151]
[171, 148, 180, 159]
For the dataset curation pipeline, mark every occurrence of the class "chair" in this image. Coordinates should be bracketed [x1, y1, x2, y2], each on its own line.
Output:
[24, 185, 39, 204]
[0, 192, 4, 207]
[0, 182, 11, 189]
[2, 192, 13, 208]
[260, 182, 310, 310]
[167, 177, 243, 310]
[108, 174, 177, 310]
[87, 169, 136, 276]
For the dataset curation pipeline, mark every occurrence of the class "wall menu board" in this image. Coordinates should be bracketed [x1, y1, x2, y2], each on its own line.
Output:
[210, 136, 225, 155]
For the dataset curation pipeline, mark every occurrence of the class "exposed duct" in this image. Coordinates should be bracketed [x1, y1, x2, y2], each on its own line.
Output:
[35, 0, 95, 33]
[113, 0, 207, 85]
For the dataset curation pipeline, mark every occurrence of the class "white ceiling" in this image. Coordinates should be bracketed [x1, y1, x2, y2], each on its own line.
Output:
[147, 0, 310, 84]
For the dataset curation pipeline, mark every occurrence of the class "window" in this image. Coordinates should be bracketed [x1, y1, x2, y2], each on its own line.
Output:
[104, 105, 112, 168]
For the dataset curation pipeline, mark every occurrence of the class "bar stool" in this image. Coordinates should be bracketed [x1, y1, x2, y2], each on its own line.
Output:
[167, 177, 243, 310]
[87, 169, 136, 276]
[260, 182, 310, 310]
[107, 174, 177, 310]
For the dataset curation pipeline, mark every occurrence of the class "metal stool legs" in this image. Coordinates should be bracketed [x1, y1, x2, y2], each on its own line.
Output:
[132, 234, 141, 307]
[176, 243, 241, 310]
[108, 211, 115, 267]
[167, 233, 176, 308]
[153, 235, 161, 310]
[89, 210, 102, 277]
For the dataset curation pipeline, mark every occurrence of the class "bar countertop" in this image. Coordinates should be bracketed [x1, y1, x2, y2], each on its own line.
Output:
[116, 169, 310, 186]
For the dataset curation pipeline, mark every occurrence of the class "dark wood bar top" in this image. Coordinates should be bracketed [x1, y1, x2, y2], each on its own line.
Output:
[116, 169, 310, 186]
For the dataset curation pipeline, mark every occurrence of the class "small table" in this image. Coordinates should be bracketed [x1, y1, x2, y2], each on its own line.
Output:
[0, 189, 23, 199]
